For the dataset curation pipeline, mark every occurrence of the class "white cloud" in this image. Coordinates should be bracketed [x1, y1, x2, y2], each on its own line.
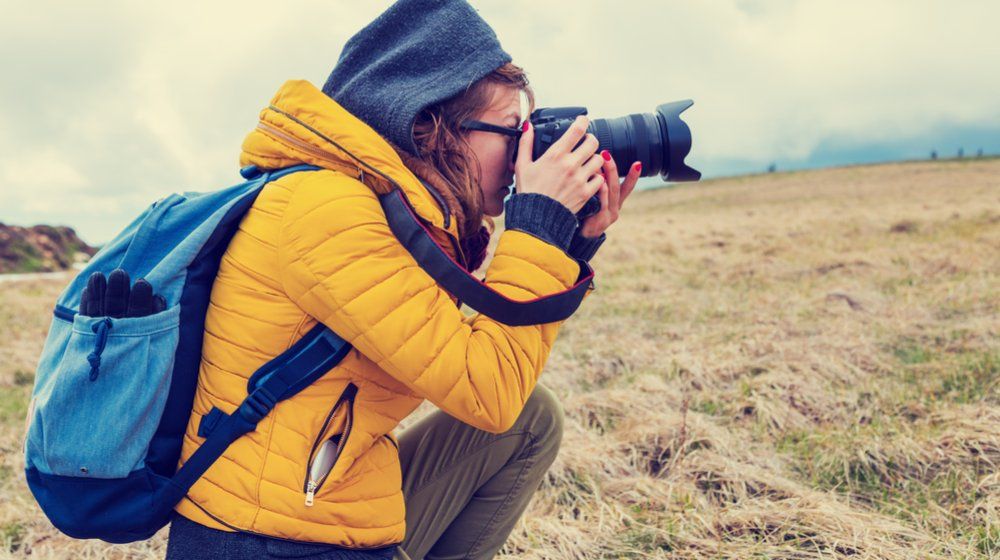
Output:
[1, 0, 997, 243]
[0, 148, 89, 193]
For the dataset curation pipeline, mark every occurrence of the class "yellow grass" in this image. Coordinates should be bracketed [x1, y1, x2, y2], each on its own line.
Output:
[0, 159, 997, 558]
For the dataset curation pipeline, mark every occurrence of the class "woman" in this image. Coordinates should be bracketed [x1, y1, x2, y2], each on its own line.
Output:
[166, 1, 639, 558]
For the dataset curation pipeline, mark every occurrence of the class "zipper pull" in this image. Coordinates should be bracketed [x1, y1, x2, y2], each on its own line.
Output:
[305, 480, 317, 507]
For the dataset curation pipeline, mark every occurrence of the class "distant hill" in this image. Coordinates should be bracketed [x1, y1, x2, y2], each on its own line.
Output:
[0, 223, 96, 274]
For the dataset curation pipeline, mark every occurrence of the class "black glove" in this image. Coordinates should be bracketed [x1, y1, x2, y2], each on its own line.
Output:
[80, 269, 167, 318]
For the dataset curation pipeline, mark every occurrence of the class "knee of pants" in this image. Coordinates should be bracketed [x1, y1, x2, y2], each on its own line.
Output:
[516, 384, 564, 463]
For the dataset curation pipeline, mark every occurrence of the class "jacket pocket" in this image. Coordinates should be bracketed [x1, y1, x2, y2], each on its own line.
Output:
[303, 382, 357, 506]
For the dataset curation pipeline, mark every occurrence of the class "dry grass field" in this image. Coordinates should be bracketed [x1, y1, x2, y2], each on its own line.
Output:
[0, 159, 997, 559]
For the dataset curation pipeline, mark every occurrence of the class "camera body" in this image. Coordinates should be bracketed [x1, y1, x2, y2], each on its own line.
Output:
[527, 106, 591, 158]
[525, 107, 601, 218]
[514, 101, 701, 220]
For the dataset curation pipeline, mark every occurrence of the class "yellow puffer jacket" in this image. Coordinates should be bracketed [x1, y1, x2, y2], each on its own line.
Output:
[174, 80, 587, 548]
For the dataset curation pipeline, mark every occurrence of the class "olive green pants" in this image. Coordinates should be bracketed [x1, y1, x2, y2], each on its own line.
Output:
[393, 384, 564, 560]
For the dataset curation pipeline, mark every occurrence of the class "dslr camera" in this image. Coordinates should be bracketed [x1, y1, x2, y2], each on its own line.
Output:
[515, 100, 701, 219]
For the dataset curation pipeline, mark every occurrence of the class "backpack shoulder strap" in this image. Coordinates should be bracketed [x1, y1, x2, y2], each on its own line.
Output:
[162, 323, 350, 502]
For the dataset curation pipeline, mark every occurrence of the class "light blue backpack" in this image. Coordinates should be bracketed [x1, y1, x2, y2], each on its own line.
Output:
[22, 164, 355, 543]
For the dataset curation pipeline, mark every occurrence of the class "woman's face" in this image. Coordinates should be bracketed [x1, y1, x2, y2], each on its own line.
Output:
[465, 85, 522, 217]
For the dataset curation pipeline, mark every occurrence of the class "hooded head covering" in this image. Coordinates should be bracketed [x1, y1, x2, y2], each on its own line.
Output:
[322, 0, 512, 157]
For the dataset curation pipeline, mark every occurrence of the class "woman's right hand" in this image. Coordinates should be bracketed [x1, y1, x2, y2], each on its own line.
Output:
[513, 115, 605, 214]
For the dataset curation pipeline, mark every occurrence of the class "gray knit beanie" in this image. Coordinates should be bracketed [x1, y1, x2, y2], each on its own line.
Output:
[322, 0, 512, 156]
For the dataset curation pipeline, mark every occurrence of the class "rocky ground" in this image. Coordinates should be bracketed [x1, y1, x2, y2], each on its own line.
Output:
[0, 224, 94, 275]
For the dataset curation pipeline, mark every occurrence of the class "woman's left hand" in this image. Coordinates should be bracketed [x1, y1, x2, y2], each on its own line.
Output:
[578, 151, 641, 238]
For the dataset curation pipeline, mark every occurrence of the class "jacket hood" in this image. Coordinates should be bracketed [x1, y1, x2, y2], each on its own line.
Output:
[321, 0, 511, 156]
[240, 79, 461, 238]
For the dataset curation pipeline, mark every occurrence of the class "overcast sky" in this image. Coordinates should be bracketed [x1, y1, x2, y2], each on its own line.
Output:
[1, 0, 997, 244]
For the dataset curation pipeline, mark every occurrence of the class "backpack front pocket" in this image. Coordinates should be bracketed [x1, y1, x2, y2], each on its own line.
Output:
[25, 305, 181, 478]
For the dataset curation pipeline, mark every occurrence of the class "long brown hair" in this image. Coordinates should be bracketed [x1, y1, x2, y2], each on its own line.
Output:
[411, 62, 535, 239]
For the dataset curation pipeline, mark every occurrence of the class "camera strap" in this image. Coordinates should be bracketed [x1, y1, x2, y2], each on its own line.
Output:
[380, 188, 594, 326]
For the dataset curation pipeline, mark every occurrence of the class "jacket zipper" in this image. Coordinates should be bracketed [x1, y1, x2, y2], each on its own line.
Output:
[303, 382, 357, 507]
[256, 123, 344, 171]
[416, 178, 453, 231]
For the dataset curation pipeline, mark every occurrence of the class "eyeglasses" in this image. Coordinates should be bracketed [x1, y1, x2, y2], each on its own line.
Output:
[459, 120, 522, 141]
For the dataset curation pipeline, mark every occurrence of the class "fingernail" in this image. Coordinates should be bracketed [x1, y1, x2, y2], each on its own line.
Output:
[635, 162, 642, 173]
[521, 121, 530, 132]
[601, 150, 611, 161]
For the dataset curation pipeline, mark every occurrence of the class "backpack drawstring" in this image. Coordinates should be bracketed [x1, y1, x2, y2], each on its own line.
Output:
[88, 318, 113, 381]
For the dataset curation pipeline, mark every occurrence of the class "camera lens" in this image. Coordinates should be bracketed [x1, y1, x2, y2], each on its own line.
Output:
[590, 100, 701, 182]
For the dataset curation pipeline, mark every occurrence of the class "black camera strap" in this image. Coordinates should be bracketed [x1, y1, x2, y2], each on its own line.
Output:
[380, 188, 594, 326]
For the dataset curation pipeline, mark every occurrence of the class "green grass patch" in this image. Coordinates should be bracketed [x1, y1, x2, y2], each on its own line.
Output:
[0, 521, 25, 554]
[692, 399, 722, 416]
[620, 508, 675, 553]
[897, 348, 1000, 405]
[936, 351, 1000, 404]
[975, 524, 1000, 556]
[0, 386, 30, 424]
[776, 422, 987, 532]
[777, 424, 902, 495]
[892, 339, 933, 365]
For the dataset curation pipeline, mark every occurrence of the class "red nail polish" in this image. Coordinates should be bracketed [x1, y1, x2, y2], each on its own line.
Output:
[601, 150, 611, 161]
[635, 162, 642, 173]
[521, 121, 529, 132]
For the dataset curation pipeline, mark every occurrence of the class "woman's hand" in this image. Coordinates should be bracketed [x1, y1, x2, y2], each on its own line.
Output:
[514, 116, 605, 214]
[578, 151, 641, 238]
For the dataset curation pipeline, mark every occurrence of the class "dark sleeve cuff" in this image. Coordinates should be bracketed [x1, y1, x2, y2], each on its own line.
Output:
[568, 230, 606, 261]
[503, 193, 578, 252]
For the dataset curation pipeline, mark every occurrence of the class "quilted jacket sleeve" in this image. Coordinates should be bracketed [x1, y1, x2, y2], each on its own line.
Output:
[278, 172, 588, 433]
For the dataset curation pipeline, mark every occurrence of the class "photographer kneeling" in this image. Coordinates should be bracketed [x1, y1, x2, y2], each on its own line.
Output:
[166, 1, 638, 559]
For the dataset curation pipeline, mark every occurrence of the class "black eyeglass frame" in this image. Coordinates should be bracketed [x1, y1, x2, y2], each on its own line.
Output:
[459, 119, 523, 140]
